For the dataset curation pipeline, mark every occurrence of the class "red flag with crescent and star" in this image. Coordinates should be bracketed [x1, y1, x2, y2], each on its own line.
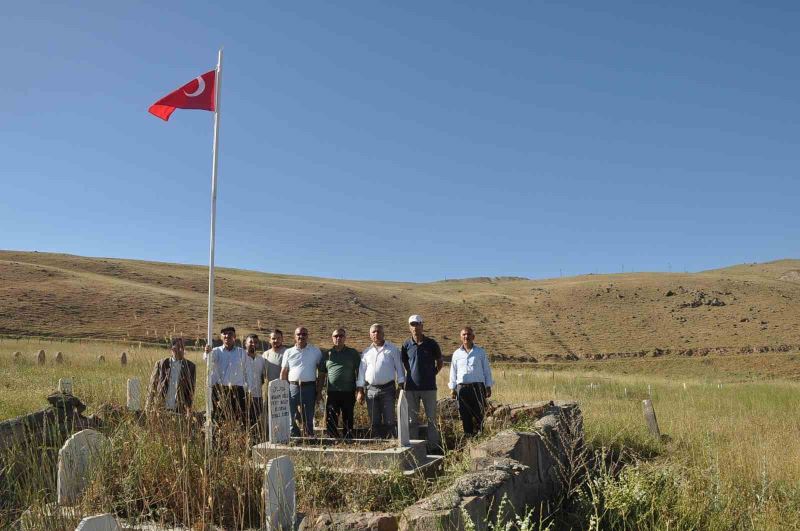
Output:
[148, 70, 216, 121]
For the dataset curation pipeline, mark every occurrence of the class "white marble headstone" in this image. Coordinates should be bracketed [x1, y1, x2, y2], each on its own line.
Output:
[268, 380, 291, 444]
[57, 429, 107, 505]
[58, 377, 73, 395]
[397, 389, 410, 446]
[263, 455, 295, 531]
[127, 378, 141, 411]
[75, 513, 121, 530]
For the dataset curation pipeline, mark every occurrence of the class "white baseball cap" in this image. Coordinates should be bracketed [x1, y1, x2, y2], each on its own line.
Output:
[408, 315, 423, 324]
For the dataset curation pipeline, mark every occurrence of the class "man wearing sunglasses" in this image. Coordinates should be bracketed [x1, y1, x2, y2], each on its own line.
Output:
[321, 328, 361, 438]
[280, 326, 324, 437]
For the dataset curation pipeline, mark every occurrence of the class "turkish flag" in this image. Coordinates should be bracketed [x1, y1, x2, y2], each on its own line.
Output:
[149, 70, 216, 121]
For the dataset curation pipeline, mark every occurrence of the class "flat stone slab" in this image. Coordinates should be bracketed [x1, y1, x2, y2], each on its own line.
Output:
[76, 513, 122, 530]
[253, 438, 428, 472]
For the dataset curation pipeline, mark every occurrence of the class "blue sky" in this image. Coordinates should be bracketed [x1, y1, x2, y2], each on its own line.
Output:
[2, 1, 798, 281]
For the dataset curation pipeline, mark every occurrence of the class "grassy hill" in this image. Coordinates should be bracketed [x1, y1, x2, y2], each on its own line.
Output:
[1, 250, 798, 360]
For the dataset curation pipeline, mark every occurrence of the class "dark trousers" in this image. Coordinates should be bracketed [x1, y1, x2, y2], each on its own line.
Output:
[457, 383, 487, 436]
[245, 394, 264, 439]
[211, 384, 246, 427]
[325, 390, 356, 438]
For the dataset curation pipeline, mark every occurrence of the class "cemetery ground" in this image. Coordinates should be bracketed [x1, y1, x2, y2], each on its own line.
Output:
[2, 339, 800, 528]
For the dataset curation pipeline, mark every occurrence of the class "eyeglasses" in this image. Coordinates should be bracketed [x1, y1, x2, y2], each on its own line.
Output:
[332, 334, 344, 338]
[410, 322, 421, 326]
[296, 332, 308, 337]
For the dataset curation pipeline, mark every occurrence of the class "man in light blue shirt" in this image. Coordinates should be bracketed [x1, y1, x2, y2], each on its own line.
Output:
[204, 326, 247, 426]
[448, 326, 494, 436]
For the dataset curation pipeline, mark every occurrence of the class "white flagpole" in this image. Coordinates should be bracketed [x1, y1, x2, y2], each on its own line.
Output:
[205, 48, 223, 453]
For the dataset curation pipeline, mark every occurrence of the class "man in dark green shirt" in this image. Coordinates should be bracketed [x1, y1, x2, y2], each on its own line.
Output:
[321, 327, 362, 438]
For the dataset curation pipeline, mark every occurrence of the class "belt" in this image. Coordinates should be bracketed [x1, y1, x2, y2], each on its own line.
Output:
[458, 382, 484, 388]
[289, 381, 316, 387]
[367, 381, 395, 389]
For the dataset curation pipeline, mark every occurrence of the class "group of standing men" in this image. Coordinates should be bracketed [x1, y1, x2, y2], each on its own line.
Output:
[146, 314, 495, 447]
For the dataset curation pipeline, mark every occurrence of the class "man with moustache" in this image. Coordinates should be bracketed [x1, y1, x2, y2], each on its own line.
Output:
[449, 326, 494, 436]
[401, 314, 443, 451]
[321, 328, 361, 438]
[356, 323, 405, 438]
[263, 329, 287, 384]
[243, 333, 267, 437]
[204, 326, 247, 426]
[280, 327, 325, 437]
[146, 337, 196, 414]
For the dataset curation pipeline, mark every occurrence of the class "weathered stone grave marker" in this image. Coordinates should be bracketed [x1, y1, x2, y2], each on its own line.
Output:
[127, 378, 141, 411]
[97, 355, 106, 363]
[57, 429, 107, 505]
[58, 378, 73, 395]
[263, 455, 295, 530]
[642, 399, 661, 439]
[37, 349, 46, 365]
[56, 351, 64, 364]
[268, 379, 291, 444]
[397, 389, 410, 446]
[13, 351, 21, 362]
[119, 352, 127, 366]
[75, 513, 121, 530]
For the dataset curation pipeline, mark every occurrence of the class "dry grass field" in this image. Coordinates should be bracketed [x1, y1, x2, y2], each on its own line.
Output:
[1, 251, 799, 362]
[2, 338, 800, 529]
[2, 252, 800, 528]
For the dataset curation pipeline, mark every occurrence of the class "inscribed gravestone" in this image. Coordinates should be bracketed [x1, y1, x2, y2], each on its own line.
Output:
[58, 377, 73, 395]
[268, 379, 291, 444]
[75, 514, 121, 530]
[263, 455, 295, 531]
[642, 399, 661, 439]
[57, 429, 107, 505]
[127, 378, 141, 411]
[397, 389, 410, 446]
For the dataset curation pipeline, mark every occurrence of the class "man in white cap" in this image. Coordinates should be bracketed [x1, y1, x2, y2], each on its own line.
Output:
[401, 314, 443, 452]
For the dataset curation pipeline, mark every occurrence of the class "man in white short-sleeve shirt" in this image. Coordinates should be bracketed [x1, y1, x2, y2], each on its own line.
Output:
[280, 326, 325, 436]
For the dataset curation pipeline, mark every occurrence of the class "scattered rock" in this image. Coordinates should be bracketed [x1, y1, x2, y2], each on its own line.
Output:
[308, 512, 397, 531]
[13, 351, 22, 362]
